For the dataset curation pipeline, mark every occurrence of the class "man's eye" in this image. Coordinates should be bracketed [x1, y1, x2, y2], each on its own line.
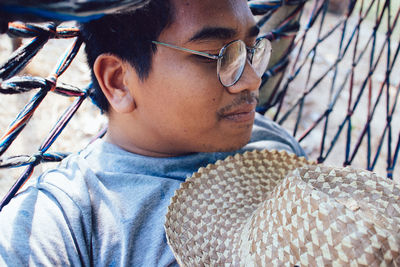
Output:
[194, 55, 215, 63]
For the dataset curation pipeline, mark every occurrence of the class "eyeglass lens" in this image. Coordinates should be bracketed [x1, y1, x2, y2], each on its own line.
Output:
[252, 38, 272, 77]
[218, 41, 247, 87]
[218, 38, 271, 87]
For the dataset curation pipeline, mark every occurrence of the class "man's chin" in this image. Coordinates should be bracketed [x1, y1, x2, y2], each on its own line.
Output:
[212, 136, 252, 153]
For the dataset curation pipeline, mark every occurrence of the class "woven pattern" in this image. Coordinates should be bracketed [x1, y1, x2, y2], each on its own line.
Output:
[165, 150, 311, 266]
[239, 165, 400, 266]
[165, 150, 400, 266]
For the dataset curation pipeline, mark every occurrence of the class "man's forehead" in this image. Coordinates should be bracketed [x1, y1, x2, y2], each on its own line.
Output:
[162, 0, 256, 43]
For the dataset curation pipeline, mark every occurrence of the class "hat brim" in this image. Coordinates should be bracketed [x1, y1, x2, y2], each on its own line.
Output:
[165, 149, 312, 266]
[166, 149, 400, 266]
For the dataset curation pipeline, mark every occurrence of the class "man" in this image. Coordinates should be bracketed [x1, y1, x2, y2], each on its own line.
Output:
[0, 0, 305, 265]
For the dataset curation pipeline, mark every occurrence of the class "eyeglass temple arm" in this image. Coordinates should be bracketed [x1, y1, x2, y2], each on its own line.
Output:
[152, 41, 220, 60]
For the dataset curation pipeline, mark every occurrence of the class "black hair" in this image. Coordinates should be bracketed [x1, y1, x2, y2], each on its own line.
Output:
[80, 0, 173, 112]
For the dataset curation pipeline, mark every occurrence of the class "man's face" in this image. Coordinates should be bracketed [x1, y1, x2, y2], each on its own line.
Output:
[123, 0, 262, 156]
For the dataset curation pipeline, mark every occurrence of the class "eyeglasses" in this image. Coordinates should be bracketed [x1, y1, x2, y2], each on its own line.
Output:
[152, 36, 272, 87]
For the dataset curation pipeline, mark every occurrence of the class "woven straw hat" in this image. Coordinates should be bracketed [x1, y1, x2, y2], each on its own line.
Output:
[165, 150, 400, 266]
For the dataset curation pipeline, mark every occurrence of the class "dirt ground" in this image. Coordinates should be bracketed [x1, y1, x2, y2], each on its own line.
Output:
[0, 6, 399, 200]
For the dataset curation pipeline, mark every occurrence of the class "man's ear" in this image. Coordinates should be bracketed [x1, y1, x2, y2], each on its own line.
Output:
[93, 54, 136, 113]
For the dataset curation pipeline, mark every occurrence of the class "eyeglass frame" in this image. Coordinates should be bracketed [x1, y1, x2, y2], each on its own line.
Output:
[152, 36, 271, 87]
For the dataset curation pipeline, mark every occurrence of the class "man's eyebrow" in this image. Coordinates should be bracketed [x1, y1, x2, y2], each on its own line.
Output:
[187, 25, 260, 43]
[188, 27, 237, 43]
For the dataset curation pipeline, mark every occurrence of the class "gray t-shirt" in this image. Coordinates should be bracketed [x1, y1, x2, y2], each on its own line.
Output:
[0, 113, 305, 266]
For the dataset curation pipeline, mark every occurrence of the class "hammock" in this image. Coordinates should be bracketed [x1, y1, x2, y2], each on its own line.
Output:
[254, 0, 399, 180]
[0, 0, 398, 210]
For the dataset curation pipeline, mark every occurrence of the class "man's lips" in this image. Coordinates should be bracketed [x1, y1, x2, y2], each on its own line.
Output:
[217, 92, 259, 122]
[220, 104, 257, 122]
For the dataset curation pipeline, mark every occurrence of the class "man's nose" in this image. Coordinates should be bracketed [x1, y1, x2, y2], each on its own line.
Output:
[225, 61, 262, 94]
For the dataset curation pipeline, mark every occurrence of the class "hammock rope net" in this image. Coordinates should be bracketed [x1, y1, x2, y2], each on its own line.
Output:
[0, 0, 399, 210]
[255, 0, 400, 179]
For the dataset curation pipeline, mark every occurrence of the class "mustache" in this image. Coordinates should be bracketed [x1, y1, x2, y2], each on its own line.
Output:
[217, 91, 259, 117]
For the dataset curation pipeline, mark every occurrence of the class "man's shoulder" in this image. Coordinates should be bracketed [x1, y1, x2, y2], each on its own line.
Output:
[11, 139, 116, 213]
[0, 145, 105, 266]
[32, 138, 185, 205]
